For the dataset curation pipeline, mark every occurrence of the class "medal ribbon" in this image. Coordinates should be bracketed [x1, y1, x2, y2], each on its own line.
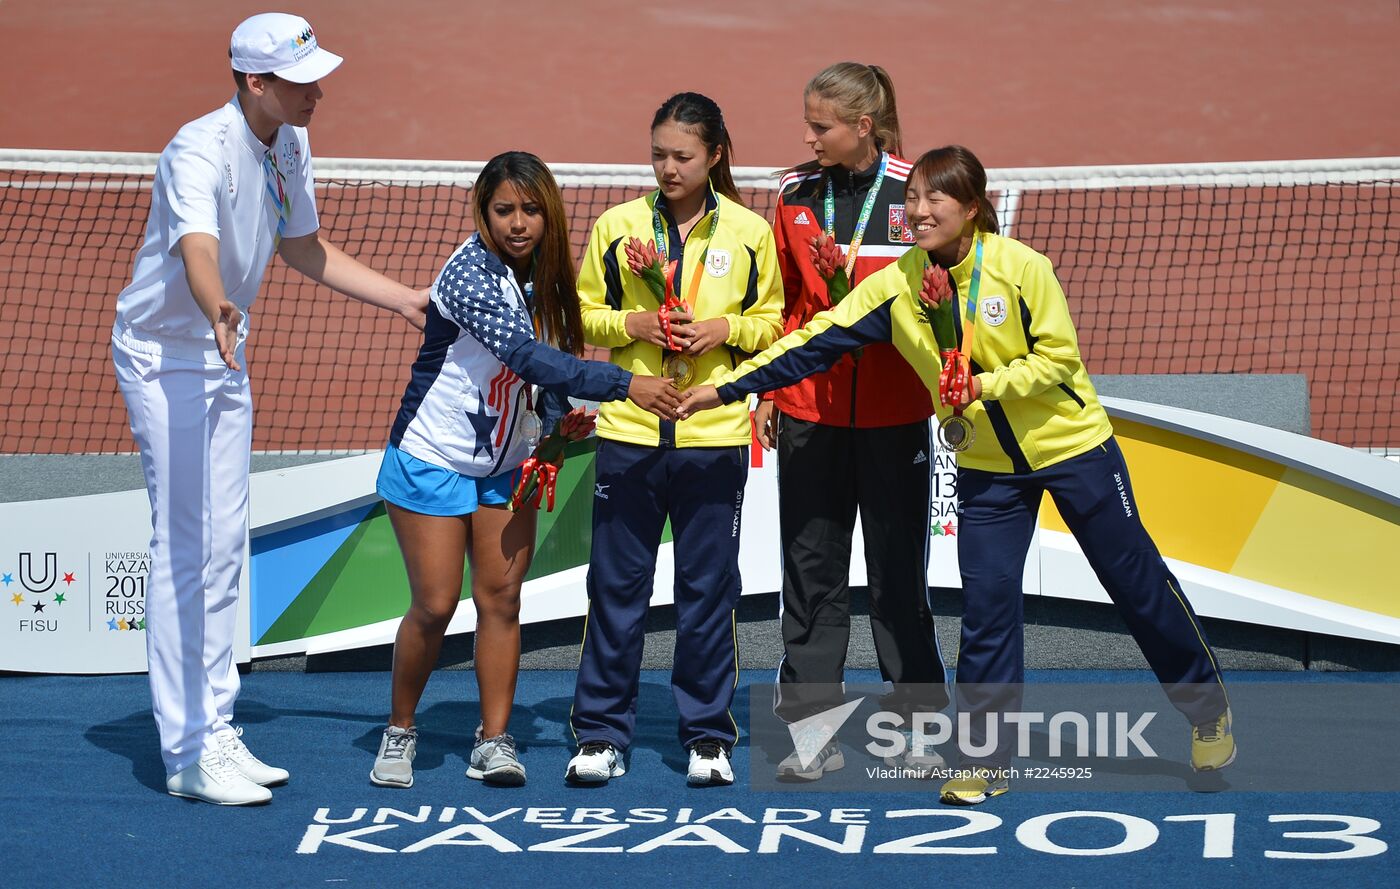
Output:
[263, 150, 291, 247]
[823, 153, 888, 283]
[652, 188, 720, 310]
[937, 233, 985, 414]
[958, 233, 986, 370]
[651, 189, 720, 352]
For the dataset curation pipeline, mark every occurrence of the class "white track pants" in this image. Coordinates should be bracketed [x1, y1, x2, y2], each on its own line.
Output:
[112, 336, 251, 776]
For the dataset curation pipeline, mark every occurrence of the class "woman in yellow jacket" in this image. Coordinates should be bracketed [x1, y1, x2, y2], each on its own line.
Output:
[680, 145, 1234, 804]
[565, 92, 783, 787]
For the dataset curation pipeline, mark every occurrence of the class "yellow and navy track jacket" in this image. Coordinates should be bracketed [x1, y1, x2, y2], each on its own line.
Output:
[714, 232, 1114, 474]
[579, 191, 784, 448]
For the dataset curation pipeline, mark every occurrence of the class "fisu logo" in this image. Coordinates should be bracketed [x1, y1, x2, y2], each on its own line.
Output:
[19, 552, 57, 594]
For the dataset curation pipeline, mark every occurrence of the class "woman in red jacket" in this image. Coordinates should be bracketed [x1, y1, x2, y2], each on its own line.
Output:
[764, 62, 946, 780]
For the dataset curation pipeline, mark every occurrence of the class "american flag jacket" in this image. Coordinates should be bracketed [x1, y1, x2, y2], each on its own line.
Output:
[388, 234, 631, 477]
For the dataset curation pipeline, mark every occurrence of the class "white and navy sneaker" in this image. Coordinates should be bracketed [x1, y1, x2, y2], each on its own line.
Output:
[216, 726, 289, 786]
[166, 751, 271, 806]
[776, 740, 845, 781]
[565, 741, 625, 785]
[686, 740, 734, 787]
[466, 727, 526, 786]
[370, 725, 417, 788]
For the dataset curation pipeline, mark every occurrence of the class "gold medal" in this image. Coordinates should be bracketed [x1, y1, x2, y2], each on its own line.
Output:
[663, 352, 697, 390]
[937, 414, 975, 452]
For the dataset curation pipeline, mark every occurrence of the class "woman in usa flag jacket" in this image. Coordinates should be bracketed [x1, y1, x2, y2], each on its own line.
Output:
[369, 152, 679, 790]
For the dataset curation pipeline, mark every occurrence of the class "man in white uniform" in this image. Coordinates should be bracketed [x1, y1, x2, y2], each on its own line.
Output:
[111, 13, 427, 805]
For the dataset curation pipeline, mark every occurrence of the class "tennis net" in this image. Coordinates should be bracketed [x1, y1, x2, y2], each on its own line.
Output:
[1, 150, 1395, 454]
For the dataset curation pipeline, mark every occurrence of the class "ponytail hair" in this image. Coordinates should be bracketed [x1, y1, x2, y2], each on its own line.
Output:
[908, 145, 1000, 234]
[651, 92, 744, 206]
[472, 151, 585, 355]
[785, 62, 903, 177]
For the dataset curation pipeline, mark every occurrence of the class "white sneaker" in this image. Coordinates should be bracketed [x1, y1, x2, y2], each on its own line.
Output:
[687, 741, 734, 787]
[217, 726, 289, 786]
[370, 725, 417, 788]
[166, 751, 271, 806]
[565, 741, 625, 785]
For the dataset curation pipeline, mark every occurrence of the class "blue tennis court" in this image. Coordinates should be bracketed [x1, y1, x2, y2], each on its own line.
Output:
[4, 669, 1394, 887]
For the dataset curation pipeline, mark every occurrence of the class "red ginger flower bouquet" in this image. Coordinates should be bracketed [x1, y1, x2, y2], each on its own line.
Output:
[916, 264, 971, 408]
[809, 234, 851, 306]
[510, 407, 597, 512]
[624, 237, 687, 351]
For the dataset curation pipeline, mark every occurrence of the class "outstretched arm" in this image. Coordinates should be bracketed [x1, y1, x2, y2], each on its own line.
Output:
[278, 233, 428, 330]
[434, 252, 681, 418]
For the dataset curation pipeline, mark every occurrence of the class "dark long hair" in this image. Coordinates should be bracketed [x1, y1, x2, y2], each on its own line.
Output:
[908, 145, 1000, 234]
[651, 92, 743, 206]
[472, 151, 584, 356]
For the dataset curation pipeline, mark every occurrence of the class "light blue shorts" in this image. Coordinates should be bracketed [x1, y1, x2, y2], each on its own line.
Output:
[376, 444, 521, 516]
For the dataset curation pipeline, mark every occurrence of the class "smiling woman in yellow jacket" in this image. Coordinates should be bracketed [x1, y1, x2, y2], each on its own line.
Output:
[566, 92, 783, 789]
[681, 144, 1234, 806]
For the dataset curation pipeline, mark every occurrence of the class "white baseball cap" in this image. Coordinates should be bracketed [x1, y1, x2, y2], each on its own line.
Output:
[230, 13, 342, 84]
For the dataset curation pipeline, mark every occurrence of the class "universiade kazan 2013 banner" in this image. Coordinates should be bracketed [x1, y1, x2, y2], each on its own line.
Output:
[0, 430, 962, 673]
[3, 398, 1398, 674]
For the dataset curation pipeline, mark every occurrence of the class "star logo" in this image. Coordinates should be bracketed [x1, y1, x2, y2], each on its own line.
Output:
[62, 572, 76, 586]
[942, 521, 956, 537]
[107, 618, 118, 631]
[31, 600, 46, 613]
[931, 523, 945, 537]
[117, 617, 129, 631]
[9, 592, 22, 606]
[464, 405, 498, 458]
[136, 618, 147, 631]
[53, 592, 66, 606]
[1, 573, 12, 586]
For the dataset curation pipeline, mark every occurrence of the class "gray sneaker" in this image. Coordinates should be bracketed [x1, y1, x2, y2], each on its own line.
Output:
[882, 729, 946, 776]
[466, 727, 526, 786]
[370, 725, 417, 788]
[777, 740, 845, 781]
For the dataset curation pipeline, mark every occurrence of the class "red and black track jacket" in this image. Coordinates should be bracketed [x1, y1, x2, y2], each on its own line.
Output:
[769, 152, 935, 427]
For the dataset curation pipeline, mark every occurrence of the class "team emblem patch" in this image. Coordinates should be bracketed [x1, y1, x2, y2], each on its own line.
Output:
[981, 295, 1008, 327]
[888, 205, 915, 244]
[705, 249, 731, 278]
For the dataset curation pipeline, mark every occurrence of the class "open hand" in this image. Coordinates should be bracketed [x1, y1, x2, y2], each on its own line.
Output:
[628, 375, 683, 420]
[676, 384, 722, 420]
[212, 300, 242, 371]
